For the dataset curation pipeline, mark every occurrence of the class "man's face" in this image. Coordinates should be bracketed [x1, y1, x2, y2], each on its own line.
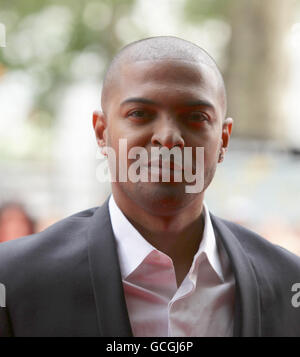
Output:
[95, 59, 232, 216]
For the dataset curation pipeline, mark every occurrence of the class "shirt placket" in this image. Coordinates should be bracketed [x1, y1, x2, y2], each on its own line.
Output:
[167, 254, 203, 336]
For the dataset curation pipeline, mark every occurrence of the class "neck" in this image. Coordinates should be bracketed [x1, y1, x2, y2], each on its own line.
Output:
[111, 186, 205, 285]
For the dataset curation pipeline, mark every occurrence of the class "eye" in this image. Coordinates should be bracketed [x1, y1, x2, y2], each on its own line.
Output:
[128, 110, 146, 118]
[188, 111, 209, 122]
[127, 109, 154, 121]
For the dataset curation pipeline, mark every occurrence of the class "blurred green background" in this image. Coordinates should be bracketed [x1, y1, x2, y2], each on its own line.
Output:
[0, 0, 300, 254]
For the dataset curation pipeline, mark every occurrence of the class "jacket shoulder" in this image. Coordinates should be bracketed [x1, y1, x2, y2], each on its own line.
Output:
[218, 217, 300, 269]
[213, 216, 300, 336]
[0, 207, 98, 283]
[0, 206, 103, 336]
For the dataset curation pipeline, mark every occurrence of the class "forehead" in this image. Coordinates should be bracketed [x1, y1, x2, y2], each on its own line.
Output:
[114, 59, 221, 105]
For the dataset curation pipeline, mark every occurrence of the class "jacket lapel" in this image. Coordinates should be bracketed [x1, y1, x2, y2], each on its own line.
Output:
[87, 197, 133, 337]
[210, 214, 262, 337]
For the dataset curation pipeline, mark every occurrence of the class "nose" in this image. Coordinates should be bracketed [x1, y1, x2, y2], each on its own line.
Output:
[151, 117, 185, 149]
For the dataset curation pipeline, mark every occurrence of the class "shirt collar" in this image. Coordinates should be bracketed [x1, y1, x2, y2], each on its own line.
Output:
[109, 194, 155, 279]
[108, 194, 224, 282]
[196, 201, 225, 282]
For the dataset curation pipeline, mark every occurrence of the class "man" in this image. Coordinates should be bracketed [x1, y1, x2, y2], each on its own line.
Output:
[0, 36, 300, 337]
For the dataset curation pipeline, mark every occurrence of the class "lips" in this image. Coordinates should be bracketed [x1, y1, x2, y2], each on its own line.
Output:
[147, 159, 183, 171]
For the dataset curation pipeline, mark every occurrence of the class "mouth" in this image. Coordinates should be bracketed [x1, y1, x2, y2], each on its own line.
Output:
[138, 159, 184, 183]
[147, 159, 183, 172]
[137, 155, 196, 183]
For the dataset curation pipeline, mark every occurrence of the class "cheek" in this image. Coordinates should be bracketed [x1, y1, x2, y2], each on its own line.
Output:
[106, 127, 149, 173]
[202, 138, 221, 187]
[204, 141, 220, 164]
[204, 126, 222, 159]
[190, 131, 220, 163]
[107, 117, 150, 149]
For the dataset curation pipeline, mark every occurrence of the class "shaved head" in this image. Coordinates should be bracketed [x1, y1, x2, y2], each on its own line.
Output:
[101, 36, 227, 117]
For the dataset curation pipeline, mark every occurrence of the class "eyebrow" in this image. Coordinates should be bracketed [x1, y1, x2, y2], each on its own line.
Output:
[121, 97, 158, 106]
[120, 97, 215, 110]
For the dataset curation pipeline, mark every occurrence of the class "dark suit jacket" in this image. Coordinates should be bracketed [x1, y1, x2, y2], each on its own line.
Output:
[0, 196, 300, 337]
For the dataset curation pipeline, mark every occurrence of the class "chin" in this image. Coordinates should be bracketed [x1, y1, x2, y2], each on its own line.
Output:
[131, 182, 198, 216]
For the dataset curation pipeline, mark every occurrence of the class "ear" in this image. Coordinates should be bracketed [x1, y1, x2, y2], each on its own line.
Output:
[93, 110, 107, 156]
[218, 117, 233, 163]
